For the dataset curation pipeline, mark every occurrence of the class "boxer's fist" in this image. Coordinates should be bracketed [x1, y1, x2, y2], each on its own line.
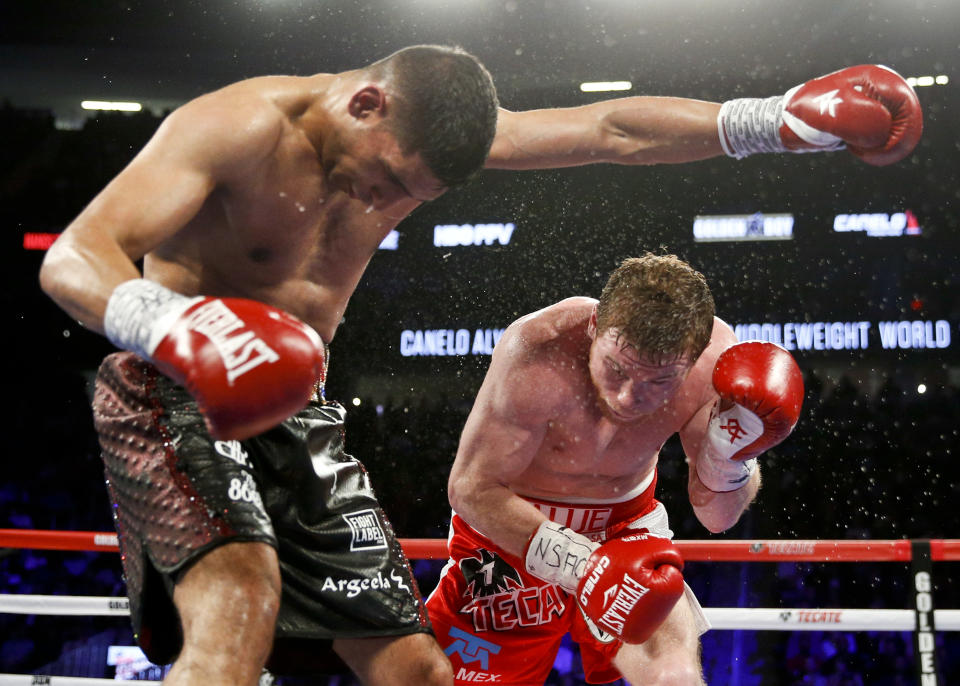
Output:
[719, 65, 922, 166]
[780, 65, 923, 166]
[153, 297, 325, 439]
[696, 342, 804, 491]
[577, 532, 685, 644]
[104, 279, 325, 440]
[524, 521, 598, 594]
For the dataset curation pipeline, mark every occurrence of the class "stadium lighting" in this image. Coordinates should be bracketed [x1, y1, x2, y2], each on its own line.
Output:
[579, 81, 632, 92]
[905, 75, 949, 88]
[81, 100, 143, 112]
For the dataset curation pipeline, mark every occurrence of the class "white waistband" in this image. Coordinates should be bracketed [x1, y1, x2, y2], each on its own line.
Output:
[521, 469, 655, 506]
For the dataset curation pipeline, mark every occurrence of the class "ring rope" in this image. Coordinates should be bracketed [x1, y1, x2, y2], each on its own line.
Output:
[0, 676, 155, 686]
[3, 529, 960, 562]
[1, 593, 958, 632]
[2, 529, 954, 684]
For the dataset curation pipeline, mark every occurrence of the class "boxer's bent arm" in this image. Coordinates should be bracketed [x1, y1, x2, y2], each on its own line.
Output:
[39, 98, 275, 333]
[486, 98, 723, 170]
[447, 338, 553, 557]
[680, 398, 761, 534]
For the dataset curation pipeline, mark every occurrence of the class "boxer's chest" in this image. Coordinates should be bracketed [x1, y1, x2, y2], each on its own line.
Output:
[537, 405, 684, 479]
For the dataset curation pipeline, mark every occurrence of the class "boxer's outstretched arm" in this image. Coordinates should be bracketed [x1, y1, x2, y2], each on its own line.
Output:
[487, 98, 724, 170]
[39, 96, 277, 333]
[447, 329, 555, 557]
[487, 65, 922, 170]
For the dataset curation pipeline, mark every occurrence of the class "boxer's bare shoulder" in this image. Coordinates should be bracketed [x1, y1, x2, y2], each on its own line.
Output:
[489, 297, 595, 409]
[674, 317, 739, 412]
[148, 79, 297, 172]
[142, 73, 408, 341]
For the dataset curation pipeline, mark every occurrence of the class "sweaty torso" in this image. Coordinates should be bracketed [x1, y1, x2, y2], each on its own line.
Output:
[143, 75, 417, 343]
[501, 299, 718, 502]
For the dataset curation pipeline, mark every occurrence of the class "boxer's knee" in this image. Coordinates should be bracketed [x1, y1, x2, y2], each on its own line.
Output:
[642, 661, 706, 686]
[615, 646, 704, 686]
[613, 613, 704, 686]
[408, 650, 454, 686]
[335, 632, 453, 686]
[173, 542, 280, 680]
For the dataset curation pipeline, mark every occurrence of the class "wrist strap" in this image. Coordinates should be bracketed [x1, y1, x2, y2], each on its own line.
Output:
[103, 279, 197, 359]
[696, 403, 762, 491]
[718, 95, 787, 159]
[524, 521, 598, 594]
[697, 453, 757, 492]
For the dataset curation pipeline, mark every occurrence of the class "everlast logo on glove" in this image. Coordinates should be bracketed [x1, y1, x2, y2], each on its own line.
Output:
[104, 279, 327, 441]
[598, 574, 651, 635]
[186, 300, 280, 384]
[573, 532, 685, 645]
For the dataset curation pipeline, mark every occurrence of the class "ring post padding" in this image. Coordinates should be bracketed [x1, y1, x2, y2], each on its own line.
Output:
[911, 540, 942, 684]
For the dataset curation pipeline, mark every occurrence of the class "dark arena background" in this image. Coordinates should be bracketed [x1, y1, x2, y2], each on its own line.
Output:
[2, 1, 959, 684]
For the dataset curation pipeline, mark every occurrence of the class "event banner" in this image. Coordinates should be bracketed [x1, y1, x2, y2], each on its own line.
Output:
[398, 319, 953, 357]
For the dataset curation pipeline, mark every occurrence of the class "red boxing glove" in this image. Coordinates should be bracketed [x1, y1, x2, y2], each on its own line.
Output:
[781, 65, 923, 166]
[719, 65, 922, 166]
[576, 532, 685, 644]
[104, 279, 326, 440]
[696, 341, 804, 491]
[711, 341, 804, 460]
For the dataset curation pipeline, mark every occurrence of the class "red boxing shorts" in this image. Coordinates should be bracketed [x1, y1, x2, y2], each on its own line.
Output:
[425, 473, 708, 685]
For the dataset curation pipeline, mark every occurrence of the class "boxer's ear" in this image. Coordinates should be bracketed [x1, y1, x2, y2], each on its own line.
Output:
[587, 306, 598, 340]
[348, 85, 387, 120]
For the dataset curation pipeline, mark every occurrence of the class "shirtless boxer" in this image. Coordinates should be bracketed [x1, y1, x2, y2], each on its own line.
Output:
[40, 45, 499, 686]
[38, 39, 918, 686]
[426, 254, 805, 685]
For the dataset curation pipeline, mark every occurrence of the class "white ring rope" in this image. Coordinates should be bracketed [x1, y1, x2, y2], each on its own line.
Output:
[0, 677, 157, 686]
[3, 593, 958, 632]
[707, 607, 960, 631]
[1, 595, 130, 616]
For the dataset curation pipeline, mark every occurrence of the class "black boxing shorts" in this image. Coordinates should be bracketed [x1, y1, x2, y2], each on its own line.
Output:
[92, 352, 429, 672]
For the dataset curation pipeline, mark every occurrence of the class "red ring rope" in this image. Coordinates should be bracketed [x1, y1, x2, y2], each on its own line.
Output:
[2, 529, 959, 562]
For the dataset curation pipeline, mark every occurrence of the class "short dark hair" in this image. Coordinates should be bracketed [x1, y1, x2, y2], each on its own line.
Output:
[367, 45, 498, 188]
[596, 253, 715, 363]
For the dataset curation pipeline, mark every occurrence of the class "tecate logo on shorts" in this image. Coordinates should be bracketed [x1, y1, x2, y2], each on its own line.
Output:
[461, 584, 566, 632]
